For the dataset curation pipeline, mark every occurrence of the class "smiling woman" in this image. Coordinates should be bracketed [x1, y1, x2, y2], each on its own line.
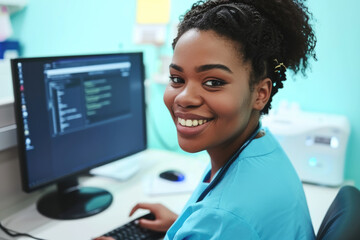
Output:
[165, 29, 263, 166]
[96, 0, 317, 239]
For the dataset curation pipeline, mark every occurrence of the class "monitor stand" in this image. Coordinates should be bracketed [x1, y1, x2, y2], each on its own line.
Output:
[37, 177, 112, 220]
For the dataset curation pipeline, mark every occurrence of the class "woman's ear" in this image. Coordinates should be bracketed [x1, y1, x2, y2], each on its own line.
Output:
[253, 78, 272, 111]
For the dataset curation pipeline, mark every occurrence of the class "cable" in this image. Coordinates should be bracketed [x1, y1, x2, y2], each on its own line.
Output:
[0, 222, 46, 240]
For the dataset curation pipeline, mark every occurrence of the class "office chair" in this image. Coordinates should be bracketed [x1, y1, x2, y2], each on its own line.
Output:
[316, 185, 360, 240]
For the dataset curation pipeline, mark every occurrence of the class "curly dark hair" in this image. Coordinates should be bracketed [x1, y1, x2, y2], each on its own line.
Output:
[172, 0, 317, 114]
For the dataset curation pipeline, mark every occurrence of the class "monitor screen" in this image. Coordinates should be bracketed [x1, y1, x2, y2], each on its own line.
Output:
[11, 52, 146, 219]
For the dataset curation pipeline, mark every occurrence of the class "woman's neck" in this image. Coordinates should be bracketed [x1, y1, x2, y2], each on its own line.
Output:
[207, 114, 261, 181]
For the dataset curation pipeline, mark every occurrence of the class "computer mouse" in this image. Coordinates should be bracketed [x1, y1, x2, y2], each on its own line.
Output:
[159, 170, 185, 182]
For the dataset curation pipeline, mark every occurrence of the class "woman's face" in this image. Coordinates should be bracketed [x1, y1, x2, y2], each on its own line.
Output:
[164, 29, 259, 155]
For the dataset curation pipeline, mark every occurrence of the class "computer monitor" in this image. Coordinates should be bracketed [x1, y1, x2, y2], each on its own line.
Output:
[11, 52, 146, 220]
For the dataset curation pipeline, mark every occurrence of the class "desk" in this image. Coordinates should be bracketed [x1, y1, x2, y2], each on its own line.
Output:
[0, 149, 340, 240]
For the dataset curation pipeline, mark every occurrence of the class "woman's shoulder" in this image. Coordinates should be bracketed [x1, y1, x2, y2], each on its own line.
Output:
[220, 142, 305, 211]
[206, 131, 311, 229]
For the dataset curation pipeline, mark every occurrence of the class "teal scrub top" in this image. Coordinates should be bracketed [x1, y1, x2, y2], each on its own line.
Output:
[165, 129, 315, 240]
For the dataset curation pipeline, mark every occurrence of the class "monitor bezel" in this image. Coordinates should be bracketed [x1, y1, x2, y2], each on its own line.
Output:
[11, 52, 147, 193]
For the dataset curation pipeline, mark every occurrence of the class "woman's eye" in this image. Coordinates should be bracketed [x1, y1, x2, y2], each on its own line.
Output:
[204, 79, 226, 87]
[169, 76, 184, 84]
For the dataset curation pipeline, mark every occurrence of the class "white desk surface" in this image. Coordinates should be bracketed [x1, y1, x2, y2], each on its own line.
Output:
[0, 149, 340, 240]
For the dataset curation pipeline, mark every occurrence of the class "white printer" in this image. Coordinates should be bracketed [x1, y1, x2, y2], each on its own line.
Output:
[262, 102, 350, 187]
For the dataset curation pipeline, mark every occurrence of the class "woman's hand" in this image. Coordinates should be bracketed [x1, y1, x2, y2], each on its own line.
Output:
[129, 203, 178, 232]
[93, 203, 177, 240]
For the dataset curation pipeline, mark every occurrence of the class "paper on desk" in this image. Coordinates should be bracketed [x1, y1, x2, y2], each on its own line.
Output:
[144, 173, 198, 196]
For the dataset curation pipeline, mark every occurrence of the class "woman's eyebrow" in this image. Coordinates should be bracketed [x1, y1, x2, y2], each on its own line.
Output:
[196, 64, 233, 73]
[169, 63, 183, 72]
[169, 63, 233, 73]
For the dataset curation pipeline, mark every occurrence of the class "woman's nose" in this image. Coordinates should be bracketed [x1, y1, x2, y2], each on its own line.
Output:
[175, 83, 202, 108]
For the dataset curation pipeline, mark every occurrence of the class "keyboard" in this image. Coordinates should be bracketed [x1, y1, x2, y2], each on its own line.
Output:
[99, 213, 166, 240]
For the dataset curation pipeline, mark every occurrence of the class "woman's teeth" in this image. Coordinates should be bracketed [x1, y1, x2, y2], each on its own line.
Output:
[178, 117, 208, 127]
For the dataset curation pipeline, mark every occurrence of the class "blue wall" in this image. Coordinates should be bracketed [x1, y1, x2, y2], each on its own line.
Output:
[10, 0, 360, 186]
